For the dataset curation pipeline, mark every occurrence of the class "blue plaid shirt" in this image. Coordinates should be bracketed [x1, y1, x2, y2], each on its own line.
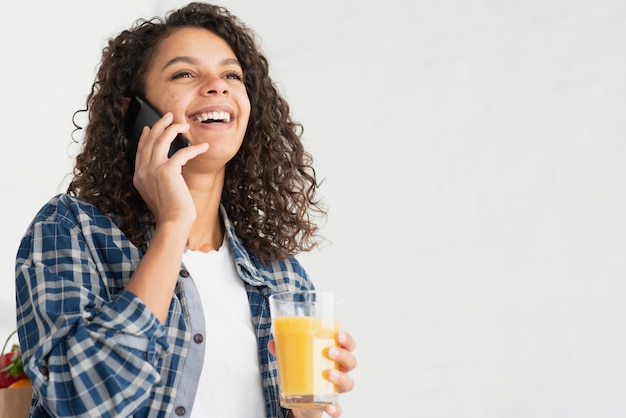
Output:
[15, 194, 314, 418]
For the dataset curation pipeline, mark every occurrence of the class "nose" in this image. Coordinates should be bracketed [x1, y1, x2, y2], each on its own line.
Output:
[202, 76, 229, 95]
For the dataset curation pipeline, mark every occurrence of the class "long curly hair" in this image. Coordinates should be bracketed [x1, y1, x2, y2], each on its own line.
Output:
[67, 2, 326, 261]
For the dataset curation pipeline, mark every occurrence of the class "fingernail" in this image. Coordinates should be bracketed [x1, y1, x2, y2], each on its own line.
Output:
[327, 369, 340, 381]
[328, 347, 340, 359]
[337, 331, 347, 344]
[326, 405, 337, 414]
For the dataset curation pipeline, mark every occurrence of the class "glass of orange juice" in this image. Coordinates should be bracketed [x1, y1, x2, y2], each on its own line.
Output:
[269, 291, 344, 409]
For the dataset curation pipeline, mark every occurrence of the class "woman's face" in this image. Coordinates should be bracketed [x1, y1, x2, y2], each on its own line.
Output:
[143, 27, 251, 170]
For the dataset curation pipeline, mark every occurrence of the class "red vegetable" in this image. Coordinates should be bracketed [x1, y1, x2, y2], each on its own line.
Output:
[0, 330, 27, 389]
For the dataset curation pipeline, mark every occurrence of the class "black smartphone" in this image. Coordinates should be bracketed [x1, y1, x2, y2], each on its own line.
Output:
[123, 95, 191, 169]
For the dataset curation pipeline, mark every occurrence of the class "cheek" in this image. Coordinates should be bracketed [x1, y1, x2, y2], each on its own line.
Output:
[235, 85, 251, 114]
[241, 94, 251, 119]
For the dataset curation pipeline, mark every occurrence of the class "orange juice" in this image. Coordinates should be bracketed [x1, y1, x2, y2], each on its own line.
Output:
[273, 316, 342, 407]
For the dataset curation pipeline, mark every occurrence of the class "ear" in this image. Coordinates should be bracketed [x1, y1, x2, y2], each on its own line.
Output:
[121, 97, 132, 117]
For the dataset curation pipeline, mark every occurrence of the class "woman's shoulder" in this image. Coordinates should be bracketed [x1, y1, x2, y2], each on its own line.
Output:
[29, 193, 116, 230]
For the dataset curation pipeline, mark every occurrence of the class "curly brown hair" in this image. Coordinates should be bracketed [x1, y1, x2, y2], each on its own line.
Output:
[67, 2, 326, 261]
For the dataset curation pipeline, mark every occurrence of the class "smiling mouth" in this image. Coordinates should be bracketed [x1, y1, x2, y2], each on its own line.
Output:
[193, 111, 232, 124]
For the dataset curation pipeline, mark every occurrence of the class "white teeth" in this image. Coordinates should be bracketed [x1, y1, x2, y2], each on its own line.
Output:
[195, 111, 231, 123]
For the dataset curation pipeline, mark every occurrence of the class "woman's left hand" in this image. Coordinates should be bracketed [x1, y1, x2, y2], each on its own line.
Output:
[318, 330, 357, 417]
[270, 331, 357, 418]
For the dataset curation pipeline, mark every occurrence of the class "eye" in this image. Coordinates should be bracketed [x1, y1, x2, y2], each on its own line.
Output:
[172, 70, 194, 79]
[224, 71, 243, 81]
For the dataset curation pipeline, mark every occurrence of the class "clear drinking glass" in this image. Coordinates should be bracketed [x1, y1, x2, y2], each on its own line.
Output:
[269, 291, 344, 409]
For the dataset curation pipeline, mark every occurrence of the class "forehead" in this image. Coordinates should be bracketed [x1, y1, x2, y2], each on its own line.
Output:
[151, 27, 237, 65]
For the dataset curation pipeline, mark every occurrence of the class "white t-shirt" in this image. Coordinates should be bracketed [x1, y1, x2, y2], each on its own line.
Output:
[184, 238, 266, 418]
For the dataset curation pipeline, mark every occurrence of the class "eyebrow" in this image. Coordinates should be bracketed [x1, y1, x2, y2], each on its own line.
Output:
[161, 56, 241, 71]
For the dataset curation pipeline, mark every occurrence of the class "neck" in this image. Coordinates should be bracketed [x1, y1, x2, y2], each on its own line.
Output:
[187, 218, 224, 252]
[184, 169, 226, 252]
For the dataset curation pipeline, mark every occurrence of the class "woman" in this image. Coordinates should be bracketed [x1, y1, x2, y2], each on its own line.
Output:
[15, 3, 356, 418]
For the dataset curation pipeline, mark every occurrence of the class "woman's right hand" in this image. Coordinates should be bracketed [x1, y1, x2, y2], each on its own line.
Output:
[126, 112, 208, 323]
[132, 112, 208, 227]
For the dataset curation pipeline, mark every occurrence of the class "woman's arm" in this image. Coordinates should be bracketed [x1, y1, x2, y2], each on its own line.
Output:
[16, 204, 170, 417]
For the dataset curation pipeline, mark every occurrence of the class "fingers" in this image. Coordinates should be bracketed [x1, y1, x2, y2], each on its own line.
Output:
[289, 405, 342, 418]
[135, 113, 170, 169]
[337, 331, 356, 353]
[330, 331, 357, 372]
[323, 404, 343, 417]
[135, 112, 195, 169]
[325, 366, 354, 394]
[324, 330, 356, 394]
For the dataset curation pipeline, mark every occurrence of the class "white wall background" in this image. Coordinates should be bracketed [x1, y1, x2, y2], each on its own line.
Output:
[1, 1, 625, 417]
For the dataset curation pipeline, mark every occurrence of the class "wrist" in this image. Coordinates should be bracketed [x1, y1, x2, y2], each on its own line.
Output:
[153, 219, 192, 247]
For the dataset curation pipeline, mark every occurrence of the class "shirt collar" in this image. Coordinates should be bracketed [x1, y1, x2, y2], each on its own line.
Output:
[220, 204, 267, 287]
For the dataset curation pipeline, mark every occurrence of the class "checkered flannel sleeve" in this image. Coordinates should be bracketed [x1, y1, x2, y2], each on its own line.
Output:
[15, 196, 171, 418]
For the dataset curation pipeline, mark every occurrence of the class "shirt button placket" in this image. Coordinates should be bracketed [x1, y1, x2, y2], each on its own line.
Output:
[177, 267, 196, 417]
